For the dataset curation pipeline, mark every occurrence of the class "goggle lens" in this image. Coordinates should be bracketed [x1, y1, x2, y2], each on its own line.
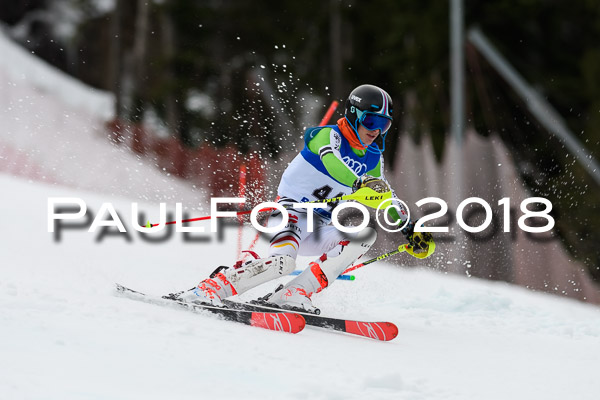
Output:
[360, 113, 392, 133]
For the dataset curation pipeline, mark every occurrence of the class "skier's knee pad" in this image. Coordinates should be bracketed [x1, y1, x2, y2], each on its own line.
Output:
[319, 227, 377, 283]
[279, 257, 296, 275]
[225, 254, 296, 295]
[353, 226, 377, 248]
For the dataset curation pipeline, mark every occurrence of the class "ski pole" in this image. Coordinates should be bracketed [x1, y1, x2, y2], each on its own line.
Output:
[342, 245, 410, 274]
[148, 186, 390, 227]
[148, 206, 275, 227]
[289, 270, 355, 281]
[341, 239, 436, 275]
[304, 186, 392, 209]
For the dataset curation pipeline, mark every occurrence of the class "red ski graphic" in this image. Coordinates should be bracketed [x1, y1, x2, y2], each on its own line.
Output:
[250, 312, 306, 334]
[344, 321, 398, 341]
[115, 284, 305, 334]
[223, 299, 399, 341]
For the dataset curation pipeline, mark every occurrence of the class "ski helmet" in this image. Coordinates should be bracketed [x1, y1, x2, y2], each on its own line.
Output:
[344, 84, 393, 153]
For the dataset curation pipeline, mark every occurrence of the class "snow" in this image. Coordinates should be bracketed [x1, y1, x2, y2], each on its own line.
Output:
[0, 26, 113, 121]
[0, 28, 203, 205]
[2, 174, 599, 400]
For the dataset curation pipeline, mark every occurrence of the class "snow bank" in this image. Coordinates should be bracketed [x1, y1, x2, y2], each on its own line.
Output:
[0, 29, 203, 205]
[0, 26, 113, 120]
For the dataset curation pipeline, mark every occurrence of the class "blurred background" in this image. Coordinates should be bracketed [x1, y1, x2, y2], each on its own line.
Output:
[1, 0, 599, 303]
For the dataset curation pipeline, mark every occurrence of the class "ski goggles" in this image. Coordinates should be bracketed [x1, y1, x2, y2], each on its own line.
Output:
[357, 110, 393, 133]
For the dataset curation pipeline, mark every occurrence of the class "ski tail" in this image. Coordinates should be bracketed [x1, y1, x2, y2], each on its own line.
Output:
[115, 284, 305, 334]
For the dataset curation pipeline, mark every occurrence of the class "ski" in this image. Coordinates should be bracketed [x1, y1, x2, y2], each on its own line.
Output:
[115, 284, 305, 334]
[222, 299, 398, 341]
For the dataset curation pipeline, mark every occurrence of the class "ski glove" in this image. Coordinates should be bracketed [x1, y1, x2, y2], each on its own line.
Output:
[402, 221, 434, 254]
[351, 175, 390, 194]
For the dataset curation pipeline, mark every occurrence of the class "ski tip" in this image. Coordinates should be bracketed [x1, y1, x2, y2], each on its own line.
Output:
[345, 321, 399, 341]
[387, 322, 399, 341]
[296, 314, 307, 332]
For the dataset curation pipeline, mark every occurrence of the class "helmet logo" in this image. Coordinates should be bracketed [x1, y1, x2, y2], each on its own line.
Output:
[350, 106, 356, 113]
[350, 94, 362, 103]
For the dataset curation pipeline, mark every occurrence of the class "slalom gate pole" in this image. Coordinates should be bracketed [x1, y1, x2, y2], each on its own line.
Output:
[243, 100, 341, 258]
[152, 101, 343, 229]
[318, 100, 339, 126]
[236, 163, 248, 259]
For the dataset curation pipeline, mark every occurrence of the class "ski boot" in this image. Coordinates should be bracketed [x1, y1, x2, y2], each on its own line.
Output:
[255, 261, 329, 314]
[179, 253, 296, 306]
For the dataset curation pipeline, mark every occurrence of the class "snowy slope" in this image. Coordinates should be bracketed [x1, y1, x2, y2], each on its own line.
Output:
[1, 174, 600, 400]
[0, 29, 203, 205]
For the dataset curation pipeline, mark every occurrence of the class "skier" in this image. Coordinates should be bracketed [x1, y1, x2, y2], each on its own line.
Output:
[183, 84, 434, 313]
